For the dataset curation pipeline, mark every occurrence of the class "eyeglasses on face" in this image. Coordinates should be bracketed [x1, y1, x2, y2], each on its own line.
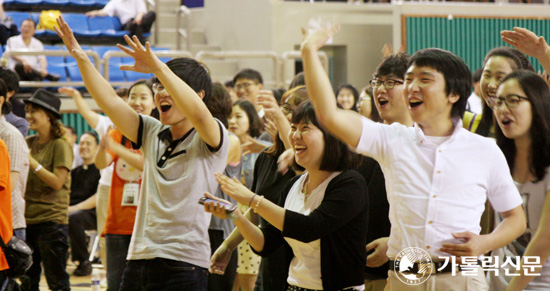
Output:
[152, 83, 167, 95]
[491, 94, 530, 110]
[369, 79, 404, 90]
[234, 82, 257, 90]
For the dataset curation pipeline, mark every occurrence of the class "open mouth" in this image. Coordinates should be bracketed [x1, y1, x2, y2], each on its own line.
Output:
[294, 145, 307, 155]
[409, 99, 423, 108]
[378, 98, 389, 107]
[501, 117, 513, 125]
[159, 102, 172, 113]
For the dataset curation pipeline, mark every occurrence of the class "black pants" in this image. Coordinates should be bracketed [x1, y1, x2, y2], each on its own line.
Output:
[0, 23, 18, 46]
[122, 11, 156, 43]
[207, 229, 238, 291]
[68, 209, 97, 263]
[14, 62, 43, 82]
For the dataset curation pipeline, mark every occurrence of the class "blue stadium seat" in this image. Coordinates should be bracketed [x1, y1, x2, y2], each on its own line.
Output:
[64, 13, 97, 37]
[12, 0, 42, 6]
[67, 64, 83, 81]
[0, 46, 4, 58]
[125, 71, 153, 82]
[5, 12, 31, 29]
[46, 64, 68, 82]
[87, 15, 115, 33]
[101, 16, 128, 38]
[91, 45, 117, 58]
[43, 45, 65, 65]
[69, 0, 94, 8]
[151, 47, 171, 63]
[43, 0, 69, 5]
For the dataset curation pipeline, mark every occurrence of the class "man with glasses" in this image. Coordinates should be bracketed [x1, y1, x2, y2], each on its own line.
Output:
[301, 24, 525, 290]
[55, 17, 229, 290]
[233, 68, 265, 117]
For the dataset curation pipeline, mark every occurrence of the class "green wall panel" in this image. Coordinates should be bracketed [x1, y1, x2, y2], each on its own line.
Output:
[405, 16, 550, 73]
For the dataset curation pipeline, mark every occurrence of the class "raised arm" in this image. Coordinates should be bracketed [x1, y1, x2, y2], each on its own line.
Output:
[501, 27, 550, 75]
[54, 16, 140, 142]
[58, 87, 100, 129]
[300, 22, 363, 148]
[117, 36, 222, 148]
[507, 192, 550, 291]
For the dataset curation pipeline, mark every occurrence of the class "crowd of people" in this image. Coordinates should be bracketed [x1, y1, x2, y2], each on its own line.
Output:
[0, 14, 549, 291]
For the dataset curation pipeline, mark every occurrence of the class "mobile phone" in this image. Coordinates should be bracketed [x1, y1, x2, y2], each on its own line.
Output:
[198, 197, 237, 214]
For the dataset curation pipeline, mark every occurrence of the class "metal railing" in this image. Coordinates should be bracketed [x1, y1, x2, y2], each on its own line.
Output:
[3, 50, 101, 88]
[280, 50, 328, 88]
[102, 50, 193, 86]
[196, 50, 282, 87]
[176, 5, 192, 51]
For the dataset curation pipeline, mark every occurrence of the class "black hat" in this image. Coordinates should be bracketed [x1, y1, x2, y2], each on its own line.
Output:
[24, 89, 62, 119]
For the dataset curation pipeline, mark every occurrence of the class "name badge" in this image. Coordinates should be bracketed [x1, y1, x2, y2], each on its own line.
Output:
[121, 183, 139, 206]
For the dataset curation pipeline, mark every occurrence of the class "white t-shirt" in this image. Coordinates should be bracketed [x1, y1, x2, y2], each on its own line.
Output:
[467, 92, 483, 115]
[102, 0, 147, 25]
[5, 35, 46, 71]
[356, 116, 522, 258]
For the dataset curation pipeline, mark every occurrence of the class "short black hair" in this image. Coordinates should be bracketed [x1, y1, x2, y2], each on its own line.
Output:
[233, 68, 263, 85]
[155, 58, 212, 103]
[65, 125, 77, 136]
[233, 100, 263, 138]
[374, 52, 410, 79]
[207, 82, 232, 128]
[291, 101, 361, 172]
[472, 68, 483, 83]
[289, 72, 305, 90]
[22, 18, 36, 27]
[497, 70, 550, 183]
[81, 131, 100, 144]
[0, 79, 9, 115]
[484, 47, 534, 72]
[408, 48, 471, 119]
[335, 83, 359, 112]
[0, 67, 20, 93]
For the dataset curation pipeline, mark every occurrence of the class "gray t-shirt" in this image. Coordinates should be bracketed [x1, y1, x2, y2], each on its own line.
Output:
[127, 115, 229, 269]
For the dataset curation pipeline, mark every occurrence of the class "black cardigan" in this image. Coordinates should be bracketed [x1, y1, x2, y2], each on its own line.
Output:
[253, 170, 369, 291]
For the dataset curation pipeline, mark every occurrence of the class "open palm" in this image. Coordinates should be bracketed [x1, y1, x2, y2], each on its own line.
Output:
[54, 16, 87, 61]
[300, 21, 340, 52]
[117, 35, 164, 74]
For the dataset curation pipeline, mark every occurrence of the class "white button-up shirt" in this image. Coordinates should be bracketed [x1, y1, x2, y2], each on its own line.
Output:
[356, 116, 522, 258]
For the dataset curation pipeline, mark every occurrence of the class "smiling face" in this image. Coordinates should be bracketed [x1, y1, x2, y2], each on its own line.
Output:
[228, 105, 250, 139]
[78, 133, 99, 162]
[336, 88, 356, 110]
[127, 84, 155, 116]
[153, 84, 187, 126]
[20, 19, 35, 39]
[289, 121, 325, 171]
[357, 90, 372, 118]
[495, 78, 532, 141]
[234, 78, 262, 107]
[480, 56, 515, 106]
[373, 75, 407, 123]
[404, 65, 458, 127]
[25, 104, 50, 132]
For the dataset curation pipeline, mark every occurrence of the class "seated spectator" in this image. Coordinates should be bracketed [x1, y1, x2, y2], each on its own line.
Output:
[86, 0, 156, 43]
[5, 19, 60, 82]
[68, 131, 101, 276]
[0, 0, 18, 46]
[335, 83, 359, 111]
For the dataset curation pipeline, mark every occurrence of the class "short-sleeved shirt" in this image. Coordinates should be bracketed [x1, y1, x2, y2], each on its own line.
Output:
[25, 136, 73, 225]
[95, 115, 114, 187]
[102, 0, 147, 25]
[0, 116, 29, 229]
[103, 129, 141, 235]
[127, 115, 229, 269]
[0, 139, 13, 271]
[5, 35, 45, 71]
[70, 163, 100, 206]
[355, 116, 522, 258]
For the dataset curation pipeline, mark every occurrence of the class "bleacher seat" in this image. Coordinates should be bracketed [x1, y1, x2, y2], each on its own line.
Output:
[87, 16, 116, 34]
[101, 16, 127, 38]
[43, 0, 69, 6]
[68, 0, 94, 8]
[64, 13, 99, 37]
[46, 64, 68, 81]
[43, 45, 66, 65]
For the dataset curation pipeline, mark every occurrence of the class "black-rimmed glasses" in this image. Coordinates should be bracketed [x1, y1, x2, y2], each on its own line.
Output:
[369, 79, 404, 90]
[491, 94, 530, 110]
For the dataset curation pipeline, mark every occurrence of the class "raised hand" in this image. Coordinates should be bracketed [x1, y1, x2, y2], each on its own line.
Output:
[264, 117, 278, 141]
[58, 87, 82, 99]
[241, 136, 269, 156]
[501, 27, 550, 59]
[54, 16, 87, 61]
[257, 90, 280, 116]
[214, 172, 254, 205]
[117, 35, 164, 74]
[300, 20, 340, 52]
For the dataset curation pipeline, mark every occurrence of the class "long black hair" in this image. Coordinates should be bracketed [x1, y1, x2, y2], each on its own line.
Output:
[478, 47, 534, 137]
[496, 70, 550, 182]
